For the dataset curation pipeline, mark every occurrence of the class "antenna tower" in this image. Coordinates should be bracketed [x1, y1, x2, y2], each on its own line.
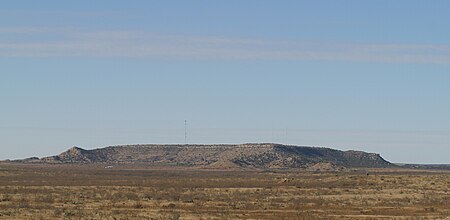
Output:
[184, 120, 187, 145]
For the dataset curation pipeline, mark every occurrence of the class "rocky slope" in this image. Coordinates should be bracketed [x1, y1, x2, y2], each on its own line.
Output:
[15, 143, 393, 169]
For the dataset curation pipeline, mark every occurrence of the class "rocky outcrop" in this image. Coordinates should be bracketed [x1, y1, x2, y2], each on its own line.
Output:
[21, 143, 393, 169]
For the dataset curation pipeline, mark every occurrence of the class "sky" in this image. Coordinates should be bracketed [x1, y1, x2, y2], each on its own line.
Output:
[1, 1, 450, 163]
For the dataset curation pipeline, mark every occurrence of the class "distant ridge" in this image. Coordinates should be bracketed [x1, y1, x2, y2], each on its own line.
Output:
[12, 143, 393, 169]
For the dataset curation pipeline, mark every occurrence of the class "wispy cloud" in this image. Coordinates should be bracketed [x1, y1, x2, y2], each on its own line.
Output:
[1, 27, 450, 64]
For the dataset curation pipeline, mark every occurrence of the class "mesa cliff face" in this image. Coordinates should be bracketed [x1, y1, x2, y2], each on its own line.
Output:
[30, 143, 392, 169]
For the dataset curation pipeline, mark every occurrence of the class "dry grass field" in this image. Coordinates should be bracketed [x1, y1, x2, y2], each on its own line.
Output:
[0, 163, 448, 219]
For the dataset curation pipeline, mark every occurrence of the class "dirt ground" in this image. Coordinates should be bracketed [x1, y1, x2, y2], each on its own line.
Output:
[0, 163, 448, 219]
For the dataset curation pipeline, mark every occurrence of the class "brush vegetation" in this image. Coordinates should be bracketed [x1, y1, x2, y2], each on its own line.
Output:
[0, 164, 448, 219]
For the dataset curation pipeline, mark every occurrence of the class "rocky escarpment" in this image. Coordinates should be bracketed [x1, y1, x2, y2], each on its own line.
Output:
[21, 143, 393, 169]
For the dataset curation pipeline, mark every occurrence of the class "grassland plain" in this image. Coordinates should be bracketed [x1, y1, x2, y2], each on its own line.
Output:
[0, 163, 448, 219]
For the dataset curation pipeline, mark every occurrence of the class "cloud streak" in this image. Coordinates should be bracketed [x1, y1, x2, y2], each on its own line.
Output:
[1, 27, 450, 64]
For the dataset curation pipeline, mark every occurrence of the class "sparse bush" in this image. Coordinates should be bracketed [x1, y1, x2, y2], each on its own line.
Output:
[35, 194, 55, 203]
[17, 198, 30, 208]
[134, 201, 144, 209]
[0, 194, 11, 202]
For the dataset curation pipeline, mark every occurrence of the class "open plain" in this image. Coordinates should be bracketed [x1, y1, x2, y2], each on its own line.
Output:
[0, 163, 448, 220]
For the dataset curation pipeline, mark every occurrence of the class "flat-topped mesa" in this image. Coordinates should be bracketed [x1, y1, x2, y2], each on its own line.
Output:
[22, 143, 393, 169]
[107, 143, 278, 149]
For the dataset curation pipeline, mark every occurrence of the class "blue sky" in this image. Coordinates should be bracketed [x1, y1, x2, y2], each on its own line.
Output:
[1, 1, 450, 163]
